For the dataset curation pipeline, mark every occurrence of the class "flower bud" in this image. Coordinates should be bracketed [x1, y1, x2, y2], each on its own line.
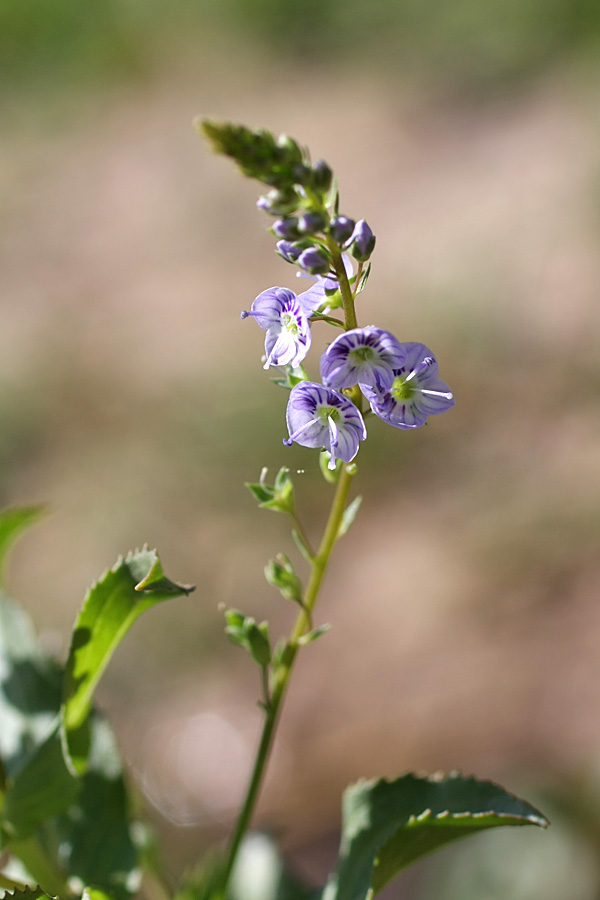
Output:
[276, 134, 303, 166]
[329, 215, 355, 245]
[349, 219, 376, 262]
[298, 211, 328, 235]
[272, 217, 301, 239]
[311, 160, 333, 193]
[276, 240, 303, 263]
[297, 247, 331, 275]
[257, 187, 299, 216]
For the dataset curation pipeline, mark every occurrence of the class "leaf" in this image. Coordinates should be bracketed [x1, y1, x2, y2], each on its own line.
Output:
[0, 592, 63, 780]
[0, 888, 58, 900]
[0, 507, 45, 587]
[2, 724, 79, 839]
[337, 497, 362, 539]
[322, 772, 549, 900]
[55, 715, 140, 900]
[297, 625, 330, 646]
[62, 547, 194, 774]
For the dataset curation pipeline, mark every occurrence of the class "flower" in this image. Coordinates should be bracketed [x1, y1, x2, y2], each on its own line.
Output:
[241, 287, 312, 369]
[362, 342, 455, 429]
[283, 382, 366, 468]
[320, 326, 406, 393]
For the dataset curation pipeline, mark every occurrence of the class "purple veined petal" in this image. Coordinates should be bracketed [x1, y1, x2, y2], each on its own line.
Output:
[365, 341, 454, 429]
[264, 326, 309, 369]
[297, 281, 327, 314]
[397, 342, 440, 383]
[243, 286, 298, 331]
[414, 382, 455, 415]
[320, 326, 406, 392]
[284, 381, 367, 463]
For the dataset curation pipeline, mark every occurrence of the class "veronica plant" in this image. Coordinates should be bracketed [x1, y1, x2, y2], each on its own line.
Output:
[0, 123, 548, 900]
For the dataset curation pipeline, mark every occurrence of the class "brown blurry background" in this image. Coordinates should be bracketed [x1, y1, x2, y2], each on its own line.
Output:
[2, 2, 600, 897]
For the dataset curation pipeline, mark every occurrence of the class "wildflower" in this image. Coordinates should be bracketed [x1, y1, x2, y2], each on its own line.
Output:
[320, 326, 406, 393]
[241, 287, 311, 369]
[362, 342, 455, 429]
[283, 382, 366, 468]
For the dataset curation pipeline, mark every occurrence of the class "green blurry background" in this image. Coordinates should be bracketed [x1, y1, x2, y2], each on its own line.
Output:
[2, 2, 600, 897]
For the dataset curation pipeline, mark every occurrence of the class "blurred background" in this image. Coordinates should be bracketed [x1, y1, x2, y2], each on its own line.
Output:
[2, 1, 600, 897]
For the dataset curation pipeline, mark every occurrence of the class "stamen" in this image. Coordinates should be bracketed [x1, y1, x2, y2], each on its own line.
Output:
[420, 389, 453, 399]
[405, 356, 435, 383]
[327, 416, 339, 469]
[283, 416, 321, 446]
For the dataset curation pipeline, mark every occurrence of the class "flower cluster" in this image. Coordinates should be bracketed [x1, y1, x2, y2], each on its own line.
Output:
[203, 121, 454, 468]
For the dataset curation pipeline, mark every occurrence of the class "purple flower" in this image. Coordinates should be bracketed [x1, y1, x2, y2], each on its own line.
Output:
[362, 342, 455, 429]
[283, 382, 367, 468]
[320, 326, 406, 393]
[241, 287, 311, 369]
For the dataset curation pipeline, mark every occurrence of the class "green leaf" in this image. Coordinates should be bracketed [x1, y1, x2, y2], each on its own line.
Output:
[62, 547, 194, 774]
[0, 592, 63, 780]
[0, 506, 44, 587]
[246, 468, 294, 515]
[55, 715, 140, 900]
[297, 624, 331, 646]
[337, 497, 362, 539]
[2, 724, 79, 839]
[264, 555, 302, 605]
[322, 772, 549, 900]
[352, 264, 371, 297]
[0, 888, 58, 900]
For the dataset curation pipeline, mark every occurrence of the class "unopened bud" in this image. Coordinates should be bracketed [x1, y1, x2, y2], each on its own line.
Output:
[272, 217, 301, 239]
[329, 215, 355, 245]
[298, 211, 328, 235]
[276, 240, 303, 263]
[297, 247, 331, 275]
[311, 160, 333, 193]
[349, 219, 376, 262]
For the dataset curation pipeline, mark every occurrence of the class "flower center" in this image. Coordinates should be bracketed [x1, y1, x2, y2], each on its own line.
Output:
[318, 405, 340, 424]
[391, 375, 415, 402]
[281, 311, 299, 335]
[349, 345, 376, 364]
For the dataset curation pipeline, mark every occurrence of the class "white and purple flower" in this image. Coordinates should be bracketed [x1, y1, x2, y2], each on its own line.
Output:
[362, 342, 455, 429]
[283, 382, 366, 468]
[241, 286, 319, 369]
[320, 326, 406, 394]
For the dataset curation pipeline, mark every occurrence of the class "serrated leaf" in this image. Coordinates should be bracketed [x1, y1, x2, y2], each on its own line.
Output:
[62, 547, 194, 774]
[322, 772, 549, 900]
[0, 507, 45, 586]
[0, 887, 57, 900]
[337, 497, 362, 539]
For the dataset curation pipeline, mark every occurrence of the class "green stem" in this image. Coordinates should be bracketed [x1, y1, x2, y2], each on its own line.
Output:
[327, 238, 358, 330]
[219, 465, 355, 897]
